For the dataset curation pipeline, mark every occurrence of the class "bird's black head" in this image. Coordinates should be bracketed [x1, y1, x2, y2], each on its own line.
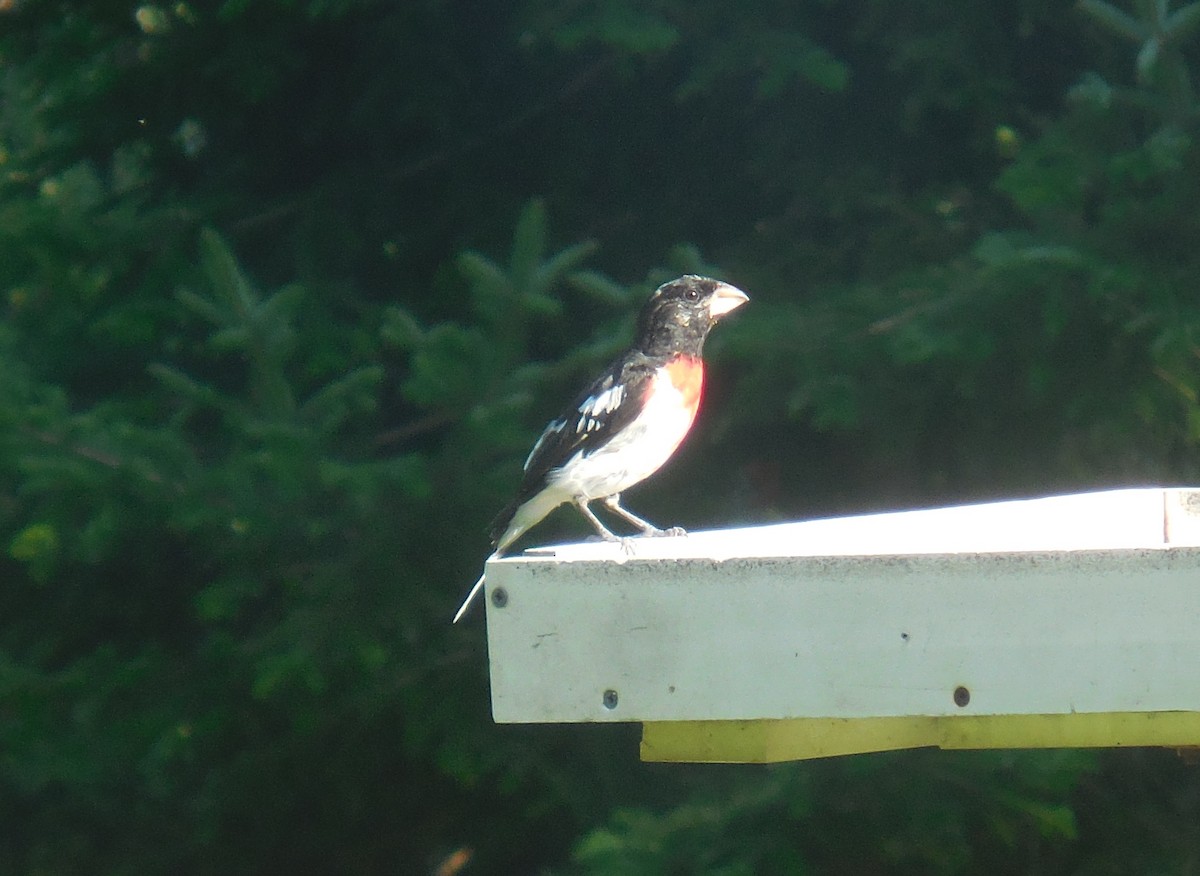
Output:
[634, 275, 749, 358]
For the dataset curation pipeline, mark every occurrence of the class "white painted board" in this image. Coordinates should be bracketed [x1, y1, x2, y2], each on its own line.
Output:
[484, 488, 1200, 724]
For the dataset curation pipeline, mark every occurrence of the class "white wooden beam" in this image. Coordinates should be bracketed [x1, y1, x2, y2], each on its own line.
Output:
[482, 488, 1200, 761]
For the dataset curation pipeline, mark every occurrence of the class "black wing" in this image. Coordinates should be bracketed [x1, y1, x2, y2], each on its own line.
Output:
[489, 354, 655, 542]
[523, 354, 656, 486]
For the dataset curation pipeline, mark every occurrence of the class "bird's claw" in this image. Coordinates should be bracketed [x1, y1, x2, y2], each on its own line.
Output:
[644, 525, 687, 538]
[587, 532, 638, 554]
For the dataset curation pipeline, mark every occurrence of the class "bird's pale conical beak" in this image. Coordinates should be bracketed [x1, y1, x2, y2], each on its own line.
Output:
[708, 282, 749, 319]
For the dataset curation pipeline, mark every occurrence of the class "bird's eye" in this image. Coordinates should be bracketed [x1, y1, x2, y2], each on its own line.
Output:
[684, 287, 700, 301]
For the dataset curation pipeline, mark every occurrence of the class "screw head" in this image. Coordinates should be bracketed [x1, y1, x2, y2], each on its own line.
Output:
[491, 587, 508, 608]
[602, 689, 619, 710]
[953, 685, 971, 708]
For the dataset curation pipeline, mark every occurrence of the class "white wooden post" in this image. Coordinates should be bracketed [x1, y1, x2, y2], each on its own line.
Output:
[482, 488, 1200, 762]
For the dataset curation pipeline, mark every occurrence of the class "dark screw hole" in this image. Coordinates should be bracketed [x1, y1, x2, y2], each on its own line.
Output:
[602, 689, 619, 710]
[491, 587, 508, 608]
[953, 685, 971, 708]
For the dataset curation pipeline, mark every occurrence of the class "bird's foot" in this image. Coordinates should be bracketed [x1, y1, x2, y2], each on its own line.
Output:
[586, 531, 621, 544]
[643, 525, 687, 538]
[587, 532, 637, 554]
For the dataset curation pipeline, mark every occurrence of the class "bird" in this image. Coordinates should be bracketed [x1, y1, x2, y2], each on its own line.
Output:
[452, 274, 749, 623]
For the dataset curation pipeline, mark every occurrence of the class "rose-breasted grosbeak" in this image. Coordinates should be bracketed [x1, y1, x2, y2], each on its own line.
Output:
[452, 275, 748, 622]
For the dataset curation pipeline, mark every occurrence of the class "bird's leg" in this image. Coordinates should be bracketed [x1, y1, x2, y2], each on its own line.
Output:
[574, 498, 620, 542]
[575, 498, 637, 555]
[602, 494, 686, 538]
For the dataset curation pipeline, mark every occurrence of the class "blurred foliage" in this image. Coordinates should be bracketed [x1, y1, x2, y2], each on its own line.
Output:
[574, 751, 1089, 876]
[3, 0, 1200, 873]
[519, 1, 849, 96]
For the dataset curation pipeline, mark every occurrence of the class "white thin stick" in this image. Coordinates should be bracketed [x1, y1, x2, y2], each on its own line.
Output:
[451, 568, 487, 624]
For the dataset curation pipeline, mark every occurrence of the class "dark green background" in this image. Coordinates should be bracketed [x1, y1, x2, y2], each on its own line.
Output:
[4, 0, 1200, 872]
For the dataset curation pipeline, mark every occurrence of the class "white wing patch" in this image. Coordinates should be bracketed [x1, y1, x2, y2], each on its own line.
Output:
[549, 368, 698, 501]
[575, 383, 625, 434]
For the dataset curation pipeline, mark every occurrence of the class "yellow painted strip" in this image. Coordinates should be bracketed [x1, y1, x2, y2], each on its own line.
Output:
[641, 712, 1200, 763]
[939, 711, 1200, 750]
[640, 717, 937, 763]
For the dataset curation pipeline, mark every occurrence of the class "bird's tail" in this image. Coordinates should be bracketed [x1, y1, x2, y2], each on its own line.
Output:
[488, 500, 520, 547]
[491, 488, 563, 554]
[458, 490, 562, 623]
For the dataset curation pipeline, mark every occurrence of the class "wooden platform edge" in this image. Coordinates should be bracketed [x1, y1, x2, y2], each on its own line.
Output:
[640, 712, 1200, 763]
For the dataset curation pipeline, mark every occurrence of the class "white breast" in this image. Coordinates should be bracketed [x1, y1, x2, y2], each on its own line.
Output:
[549, 369, 698, 501]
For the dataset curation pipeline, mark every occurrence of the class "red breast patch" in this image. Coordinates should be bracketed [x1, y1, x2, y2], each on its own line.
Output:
[664, 354, 704, 414]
